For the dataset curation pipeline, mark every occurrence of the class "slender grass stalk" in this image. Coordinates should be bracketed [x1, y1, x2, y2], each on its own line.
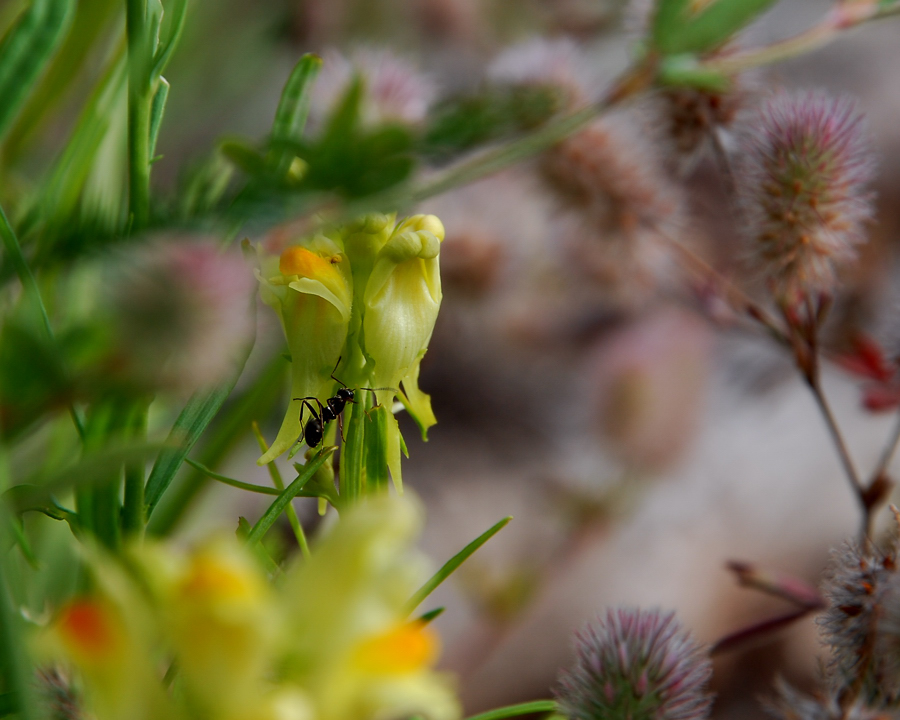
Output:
[464, 700, 557, 720]
[0, 200, 85, 441]
[404, 516, 512, 616]
[253, 420, 310, 558]
[246, 447, 334, 545]
[122, 401, 149, 537]
[126, 0, 152, 227]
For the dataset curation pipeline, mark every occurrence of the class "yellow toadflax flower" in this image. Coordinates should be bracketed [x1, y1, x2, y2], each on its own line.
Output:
[256, 231, 353, 464]
[278, 494, 460, 720]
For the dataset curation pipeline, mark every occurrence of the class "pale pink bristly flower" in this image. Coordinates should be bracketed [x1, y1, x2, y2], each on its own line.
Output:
[736, 90, 876, 305]
[311, 48, 435, 128]
[556, 608, 713, 720]
[111, 240, 256, 394]
[487, 37, 596, 108]
[819, 538, 900, 706]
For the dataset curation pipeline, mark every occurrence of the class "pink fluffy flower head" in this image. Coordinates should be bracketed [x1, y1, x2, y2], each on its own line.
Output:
[556, 608, 713, 720]
[311, 48, 435, 129]
[737, 90, 876, 306]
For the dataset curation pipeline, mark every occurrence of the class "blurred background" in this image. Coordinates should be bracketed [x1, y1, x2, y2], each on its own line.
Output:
[6, 0, 900, 716]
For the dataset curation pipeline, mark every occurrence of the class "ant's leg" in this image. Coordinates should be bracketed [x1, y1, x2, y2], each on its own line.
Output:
[329, 356, 345, 387]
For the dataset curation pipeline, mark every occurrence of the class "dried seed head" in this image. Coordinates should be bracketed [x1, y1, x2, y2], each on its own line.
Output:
[311, 48, 435, 129]
[647, 82, 749, 174]
[765, 678, 897, 720]
[539, 114, 688, 304]
[736, 90, 876, 306]
[556, 608, 714, 720]
[819, 538, 900, 705]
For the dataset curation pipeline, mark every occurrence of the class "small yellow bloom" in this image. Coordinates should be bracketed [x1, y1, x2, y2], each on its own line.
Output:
[256, 233, 353, 464]
[353, 620, 440, 675]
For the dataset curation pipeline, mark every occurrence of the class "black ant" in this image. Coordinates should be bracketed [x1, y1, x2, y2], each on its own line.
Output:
[294, 358, 391, 448]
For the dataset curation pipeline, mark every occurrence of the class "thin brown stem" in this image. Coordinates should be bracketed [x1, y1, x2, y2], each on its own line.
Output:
[702, 2, 900, 76]
[871, 411, 900, 485]
[806, 374, 870, 537]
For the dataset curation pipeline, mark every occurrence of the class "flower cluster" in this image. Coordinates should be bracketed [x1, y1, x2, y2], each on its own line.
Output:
[255, 213, 444, 485]
[38, 496, 459, 720]
[555, 608, 714, 720]
[736, 90, 876, 306]
[819, 538, 900, 705]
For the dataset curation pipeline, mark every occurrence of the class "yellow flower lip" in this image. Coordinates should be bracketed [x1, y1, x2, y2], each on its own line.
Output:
[58, 599, 121, 662]
[279, 246, 341, 280]
[352, 620, 440, 675]
[179, 552, 262, 603]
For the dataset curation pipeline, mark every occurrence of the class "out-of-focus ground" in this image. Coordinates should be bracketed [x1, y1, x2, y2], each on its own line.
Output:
[152, 0, 900, 716]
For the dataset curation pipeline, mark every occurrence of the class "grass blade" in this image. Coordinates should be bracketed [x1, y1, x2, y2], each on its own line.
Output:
[246, 447, 334, 545]
[0, 0, 75, 140]
[185, 458, 280, 496]
[403, 516, 512, 616]
[144, 383, 237, 517]
[464, 701, 557, 720]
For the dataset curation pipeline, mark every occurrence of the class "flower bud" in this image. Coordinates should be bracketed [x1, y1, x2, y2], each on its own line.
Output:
[363, 214, 443, 473]
[256, 232, 353, 464]
[556, 608, 713, 720]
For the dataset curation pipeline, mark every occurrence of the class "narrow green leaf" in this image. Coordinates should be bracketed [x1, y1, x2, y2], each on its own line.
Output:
[675, 0, 779, 55]
[657, 54, 730, 91]
[3, 0, 119, 162]
[36, 50, 126, 234]
[271, 53, 322, 144]
[464, 701, 557, 720]
[144, 384, 237, 517]
[246, 447, 335, 545]
[341, 398, 366, 503]
[418, 607, 445, 623]
[185, 458, 281, 496]
[403, 516, 512, 616]
[151, 0, 186, 77]
[652, 0, 692, 54]
[364, 404, 389, 493]
[0, 0, 75, 140]
[148, 75, 169, 158]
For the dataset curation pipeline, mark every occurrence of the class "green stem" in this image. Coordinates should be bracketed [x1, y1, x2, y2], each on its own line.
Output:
[464, 701, 557, 720]
[126, 0, 151, 228]
[122, 400, 149, 537]
[0, 200, 85, 441]
[253, 421, 310, 559]
[341, 398, 366, 504]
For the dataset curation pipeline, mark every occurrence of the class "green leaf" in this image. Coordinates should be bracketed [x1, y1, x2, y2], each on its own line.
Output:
[652, 0, 778, 55]
[271, 53, 322, 147]
[144, 384, 239, 518]
[652, 0, 692, 54]
[677, 0, 779, 54]
[364, 403, 389, 493]
[403, 516, 512, 616]
[148, 75, 169, 159]
[185, 458, 281, 496]
[341, 398, 366, 503]
[0, 0, 75, 141]
[657, 54, 730, 91]
[3, 0, 119, 163]
[151, 0, 186, 78]
[464, 701, 557, 720]
[418, 606, 445, 623]
[34, 50, 126, 235]
[245, 447, 335, 545]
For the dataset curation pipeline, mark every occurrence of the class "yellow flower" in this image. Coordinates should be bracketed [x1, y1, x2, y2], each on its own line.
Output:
[39, 555, 176, 720]
[256, 232, 353, 464]
[278, 495, 460, 720]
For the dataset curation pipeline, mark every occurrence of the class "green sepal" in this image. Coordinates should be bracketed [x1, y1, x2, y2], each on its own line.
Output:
[657, 54, 731, 91]
[364, 403, 390, 493]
